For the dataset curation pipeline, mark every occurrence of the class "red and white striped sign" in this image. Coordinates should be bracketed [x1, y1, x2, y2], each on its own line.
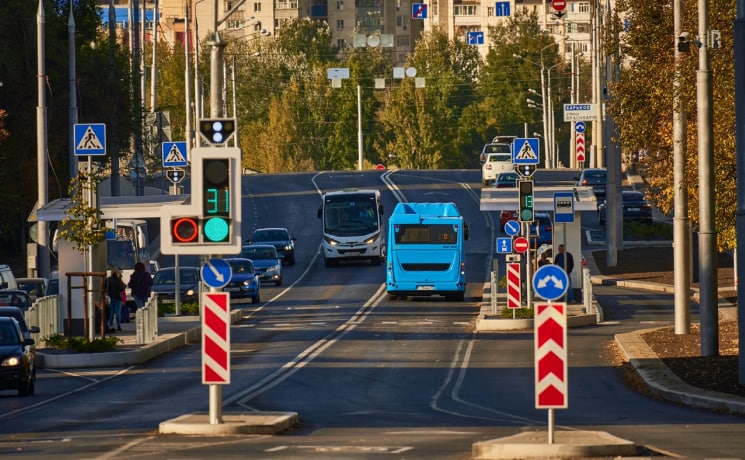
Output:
[576, 132, 586, 163]
[202, 292, 231, 384]
[534, 303, 567, 409]
[507, 262, 521, 309]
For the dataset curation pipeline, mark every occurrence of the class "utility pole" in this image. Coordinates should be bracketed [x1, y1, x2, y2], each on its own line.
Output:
[37, 0, 50, 279]
[735, 0, 745, 384]
[697, 0, 718, 356]
[673, 0, 691, 335]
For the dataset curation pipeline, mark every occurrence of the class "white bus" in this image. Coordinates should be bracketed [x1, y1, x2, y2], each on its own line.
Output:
[317, 189, 385, 266]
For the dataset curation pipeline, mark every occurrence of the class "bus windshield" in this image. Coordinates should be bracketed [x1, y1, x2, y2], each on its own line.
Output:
[323, 197, 379, 236]
[107, 239, 137, 271]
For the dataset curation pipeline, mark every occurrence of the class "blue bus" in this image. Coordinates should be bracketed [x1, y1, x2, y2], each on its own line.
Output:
[386, 202, 469, 301]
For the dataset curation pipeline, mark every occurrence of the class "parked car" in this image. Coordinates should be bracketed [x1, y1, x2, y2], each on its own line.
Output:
[481, 152, 514, 186]
[16, 278, 48, 301]
[223, 258, 261, 303]
[0, 316, 36, 396]
[598, 190, 653, 225]
[246, 227, 296, 265]
[151, 267, 201, 305]
[494, 171, 519, 188]
[0, 307, 40, 342]
[0, 264, 17, 290]
[575, 168, 607, 200]
[240, 244, 282, 286]
[0, 290, 33, 311]
[45, 271, 59, 297]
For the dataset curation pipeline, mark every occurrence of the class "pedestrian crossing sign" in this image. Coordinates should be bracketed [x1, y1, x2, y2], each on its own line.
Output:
[512, 137, 540, 165]
[74, 123, 106, 156]
[162, 141, 188, 167]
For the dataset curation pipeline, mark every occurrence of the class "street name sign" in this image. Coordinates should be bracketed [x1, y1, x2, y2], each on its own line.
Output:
[563, 104, 598, 122]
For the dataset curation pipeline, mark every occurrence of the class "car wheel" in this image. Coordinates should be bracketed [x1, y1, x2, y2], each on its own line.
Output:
[18, 371, 35, 397]
[288, 256, 295, 266]
[324, 257, 332, 267]
[275, 278, 282, 286]
[372, 256, 382, 266]
[252, 293, 260, 304]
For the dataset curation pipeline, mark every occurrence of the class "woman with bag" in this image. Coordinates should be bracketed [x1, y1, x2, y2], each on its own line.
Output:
[106, 268, 126, 332]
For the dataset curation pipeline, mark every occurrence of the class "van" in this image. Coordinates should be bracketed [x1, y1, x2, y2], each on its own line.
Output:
[481, 152, 514, 186]
[0, 265, 17, 290]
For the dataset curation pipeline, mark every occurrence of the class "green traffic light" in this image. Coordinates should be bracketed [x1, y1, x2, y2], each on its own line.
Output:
[203, 217, 230, 242]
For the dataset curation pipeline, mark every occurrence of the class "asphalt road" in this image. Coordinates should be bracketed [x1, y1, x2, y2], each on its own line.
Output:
[0, 169, 743, 459]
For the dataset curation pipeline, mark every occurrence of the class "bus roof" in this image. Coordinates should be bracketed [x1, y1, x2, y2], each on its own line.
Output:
[391, 202, 462, 218]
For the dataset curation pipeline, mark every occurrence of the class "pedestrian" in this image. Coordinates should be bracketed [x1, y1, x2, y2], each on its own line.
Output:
[554, 244, 575, 303]
[128, 261, 153, 311]
[105, 268, 126, 332]
[537, 251, 552, 268]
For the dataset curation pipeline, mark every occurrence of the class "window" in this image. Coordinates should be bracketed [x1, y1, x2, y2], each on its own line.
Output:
[453, 5, 477, 16]
[275, 0, 298, 8]
[577, 2, 590, 13]
[254, 2, 261, 12]
[336, 19, 344, 30]
[336, 1, 343, 10]
[337, 38, 346, 48]
[487, 7, 494, 16]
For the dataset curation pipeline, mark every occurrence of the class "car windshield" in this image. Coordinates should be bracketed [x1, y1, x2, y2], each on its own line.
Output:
[624, 192, 645, 202]
[0, 293, 30, 309]
[241, 247, 276, 260]
[229, 261, 254, 274]
[0, 310, 28, 334]
[154, 270, 198, 285]
[0, 321, 20, 346]
[253, 230, 286, 241]
[488, 154, 512, 163]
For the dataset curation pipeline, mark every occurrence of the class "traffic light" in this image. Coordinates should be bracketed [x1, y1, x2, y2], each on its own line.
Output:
[199, 118, 236, 145]
[160, 147, 243, 255]
[518, 180, 534, 222]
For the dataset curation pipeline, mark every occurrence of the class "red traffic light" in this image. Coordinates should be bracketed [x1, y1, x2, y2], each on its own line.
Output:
[171, 217, 199, 243]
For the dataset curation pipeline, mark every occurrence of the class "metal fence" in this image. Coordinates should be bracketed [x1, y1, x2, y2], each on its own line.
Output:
[135, 294, 159, 344]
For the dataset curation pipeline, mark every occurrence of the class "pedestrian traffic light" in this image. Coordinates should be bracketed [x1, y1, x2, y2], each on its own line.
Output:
[519, 180, 534, 222]
[159, 147, 243, 255]
[198, 118, 236, 145]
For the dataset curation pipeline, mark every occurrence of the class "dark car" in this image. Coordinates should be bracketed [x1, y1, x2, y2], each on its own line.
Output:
[499, 210, 519, 232]
[223, 258, 261, 303]
[598, 190, 653, 225]
[151, 267, 201, 306]
[0, 307, 40, 341]
[240, 244, 282, 286]
[494, 171, 519, 188]
[529, 213, 553, 248]
[0, 290, 33, 311]
[0, 316, 36, 396]
[45, 271, 59, 297]
[575, 168, 607, 200]
[247, 227, 296, 265]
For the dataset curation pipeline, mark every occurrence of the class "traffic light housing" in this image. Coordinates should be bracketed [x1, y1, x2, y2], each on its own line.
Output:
[518, 180, 534, 222]
[160, 147, 243, 255]
[199, 118, 236, 145]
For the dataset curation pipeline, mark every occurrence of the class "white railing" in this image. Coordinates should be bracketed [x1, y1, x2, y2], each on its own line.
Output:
[135, 294, 159, 344]
[25, 295, 61, 344]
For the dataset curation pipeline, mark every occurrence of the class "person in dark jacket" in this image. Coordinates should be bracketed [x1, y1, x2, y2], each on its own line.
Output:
[106, 268, 126, 332]
[128, 262, 153, 310]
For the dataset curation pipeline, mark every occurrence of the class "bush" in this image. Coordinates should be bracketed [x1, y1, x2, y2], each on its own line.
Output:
[158, 301, 200, 316]
[501, 306, 534, 319]
[43, 334, 120, 352]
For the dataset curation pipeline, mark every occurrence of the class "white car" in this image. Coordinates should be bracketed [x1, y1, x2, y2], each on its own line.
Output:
[481, 152, 513, 186]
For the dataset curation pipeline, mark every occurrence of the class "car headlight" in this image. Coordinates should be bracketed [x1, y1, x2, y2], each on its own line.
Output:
[185, 288, 195, 297]
[2, 356, 21, 367]
[284, 244, 293, 251]
[324, 237, 340, 246]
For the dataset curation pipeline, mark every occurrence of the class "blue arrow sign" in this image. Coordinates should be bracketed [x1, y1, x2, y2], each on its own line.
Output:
[201, 258, 232, 289]
[74, 123, 106, 156]
[532, 264, 569, 301]
[496, 237, 513, 254]
[467, 31, 484, 45]
[163, 141, 188, 167]
[575, 121, 586, 133]
[512, 138, 540, 165]
[504, 220, 520, 236]
[495, 1, 511, 16]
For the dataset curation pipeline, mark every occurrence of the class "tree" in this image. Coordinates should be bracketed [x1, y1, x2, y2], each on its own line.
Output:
[610, 0, 736, 249]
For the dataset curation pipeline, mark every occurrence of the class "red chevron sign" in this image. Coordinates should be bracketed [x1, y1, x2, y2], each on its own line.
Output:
[534, 303, 567, 408]
[576, 132, 586, 162]
[507, 262, 521, 309]
[202, 292, 231, 384]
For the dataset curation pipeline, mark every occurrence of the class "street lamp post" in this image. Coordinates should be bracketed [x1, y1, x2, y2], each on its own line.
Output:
[514, 53, 549, 168]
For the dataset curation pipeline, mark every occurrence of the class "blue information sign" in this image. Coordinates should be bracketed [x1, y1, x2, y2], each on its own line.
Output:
[532, 264, 569, 301]
[412, 3, 428, 19]
[467, 31, 484, 45]
[162, 141, 188, 167]
[201, 258, 232, 289]
[74, 123, 106, 156]
[512, 138, 540, 165]
[496, 237, 513, 254]
[554, 192, 575, 224]
[495, 1, 511, 16]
